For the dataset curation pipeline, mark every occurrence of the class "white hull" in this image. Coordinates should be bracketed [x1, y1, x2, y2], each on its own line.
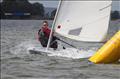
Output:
[28, 47, 95, 59]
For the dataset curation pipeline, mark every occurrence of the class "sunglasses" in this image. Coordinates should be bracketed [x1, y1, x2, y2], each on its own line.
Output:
[43, 24, 48, 26]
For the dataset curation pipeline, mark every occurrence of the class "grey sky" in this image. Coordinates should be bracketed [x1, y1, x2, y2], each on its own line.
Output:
[29, 0, 120, 11]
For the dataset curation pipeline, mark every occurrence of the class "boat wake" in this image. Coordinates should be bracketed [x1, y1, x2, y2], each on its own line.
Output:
[28, 46, 96, 59]
[10, 40, 96, 59]
[10, 40, 41, 56]
[48, 48, 95, 59]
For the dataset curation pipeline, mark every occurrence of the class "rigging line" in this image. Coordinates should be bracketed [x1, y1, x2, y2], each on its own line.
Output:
[99, 3, 112, 11]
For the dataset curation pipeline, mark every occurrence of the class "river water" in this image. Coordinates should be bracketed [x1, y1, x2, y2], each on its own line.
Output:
[1, 20, 120, 79]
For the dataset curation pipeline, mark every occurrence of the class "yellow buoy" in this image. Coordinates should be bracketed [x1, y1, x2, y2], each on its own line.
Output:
[89, 31, 120, 64]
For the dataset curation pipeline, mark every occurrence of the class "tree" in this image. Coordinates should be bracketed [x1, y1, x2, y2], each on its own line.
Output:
[111, 11, 120, 20]
[50, 9, 57, 20]
[1, 0, 45, 19]
[32, 3, 44, 17]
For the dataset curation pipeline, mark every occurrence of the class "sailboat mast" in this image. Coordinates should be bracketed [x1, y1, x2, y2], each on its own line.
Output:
[46, 0, 62, 51]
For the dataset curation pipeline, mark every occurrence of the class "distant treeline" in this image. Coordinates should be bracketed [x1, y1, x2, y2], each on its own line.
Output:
[0, 0, 56, 20]
[0, 0, 120, 20]
[111, 11, 120, 20]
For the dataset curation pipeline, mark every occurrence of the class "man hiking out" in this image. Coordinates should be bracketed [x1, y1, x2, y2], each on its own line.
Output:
[38, 21, 58, 50]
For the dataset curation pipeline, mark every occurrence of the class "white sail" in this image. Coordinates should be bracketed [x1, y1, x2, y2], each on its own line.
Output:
[54, 1, 112, 42]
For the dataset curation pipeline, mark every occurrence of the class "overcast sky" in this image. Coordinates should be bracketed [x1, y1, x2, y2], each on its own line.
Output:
[29, 0, 120, 11]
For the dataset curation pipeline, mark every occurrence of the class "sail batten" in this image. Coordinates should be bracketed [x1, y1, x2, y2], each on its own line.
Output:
[54, 1, 112, 42]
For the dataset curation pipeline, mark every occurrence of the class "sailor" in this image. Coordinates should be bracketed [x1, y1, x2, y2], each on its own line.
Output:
[38, 21, 58, 50]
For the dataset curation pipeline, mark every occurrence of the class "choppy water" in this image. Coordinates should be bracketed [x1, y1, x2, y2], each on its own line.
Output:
[1, 20, 120, 79]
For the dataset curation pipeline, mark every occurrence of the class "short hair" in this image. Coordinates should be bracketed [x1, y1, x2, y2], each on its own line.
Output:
[43, 21, 48, 24]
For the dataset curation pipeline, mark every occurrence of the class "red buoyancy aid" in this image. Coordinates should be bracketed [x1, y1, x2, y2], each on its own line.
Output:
[37, 26, 53, 41]
[42, 26, 51, 38]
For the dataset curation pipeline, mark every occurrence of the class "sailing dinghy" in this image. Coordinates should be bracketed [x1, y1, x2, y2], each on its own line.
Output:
[28, 0, 112, 59]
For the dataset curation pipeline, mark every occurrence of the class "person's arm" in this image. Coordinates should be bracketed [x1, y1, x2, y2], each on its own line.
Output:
[37, 29, 41, 41]
[38, 29, 41, 35]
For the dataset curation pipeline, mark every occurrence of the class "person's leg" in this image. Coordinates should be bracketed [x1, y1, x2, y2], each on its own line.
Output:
[50, 41, 58, 50]
[52, 36, 66, 49]
[50, 36, 58, 50]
